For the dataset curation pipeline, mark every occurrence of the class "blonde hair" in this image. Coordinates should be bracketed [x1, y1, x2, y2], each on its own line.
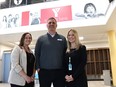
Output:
[67, 29, 81, 51]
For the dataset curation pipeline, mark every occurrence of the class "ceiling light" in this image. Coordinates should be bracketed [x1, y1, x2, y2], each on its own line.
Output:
[79, 36, 84, 41]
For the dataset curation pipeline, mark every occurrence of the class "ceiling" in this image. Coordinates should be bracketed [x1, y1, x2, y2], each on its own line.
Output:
[0, 2, 116, 49]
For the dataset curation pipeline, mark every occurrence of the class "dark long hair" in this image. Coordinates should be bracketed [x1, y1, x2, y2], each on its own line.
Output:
[18, 32, 32, 47]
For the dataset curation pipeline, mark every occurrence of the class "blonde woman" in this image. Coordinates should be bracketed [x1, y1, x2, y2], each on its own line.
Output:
[65, 29, 88, 87]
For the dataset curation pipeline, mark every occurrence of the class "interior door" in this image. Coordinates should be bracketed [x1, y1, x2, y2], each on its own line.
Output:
[3, 52, 11, 83]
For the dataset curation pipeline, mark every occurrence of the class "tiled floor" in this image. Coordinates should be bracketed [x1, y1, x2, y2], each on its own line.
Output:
[0, 81, 112, 87]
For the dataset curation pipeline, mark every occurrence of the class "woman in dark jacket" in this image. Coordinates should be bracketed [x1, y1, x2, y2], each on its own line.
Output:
[65, 29, 88, 87]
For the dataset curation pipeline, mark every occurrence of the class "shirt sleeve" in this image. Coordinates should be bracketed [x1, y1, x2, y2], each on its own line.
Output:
[35, 37, 42, 70]
[11, 46, 22, 73]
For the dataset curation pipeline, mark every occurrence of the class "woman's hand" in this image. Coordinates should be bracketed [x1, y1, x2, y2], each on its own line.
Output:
[31, 75, 35, 81]
[65, 75, 74, 82]
[24, 75, 34, 83]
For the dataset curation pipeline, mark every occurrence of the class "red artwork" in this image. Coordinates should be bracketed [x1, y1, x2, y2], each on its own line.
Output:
[21, 5, 72, 26]
[40, 5, 72, 23]
[21, 11, 30, 26]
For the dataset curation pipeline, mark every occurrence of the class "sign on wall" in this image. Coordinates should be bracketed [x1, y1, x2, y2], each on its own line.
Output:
[40, 5, 72, 23]
[0, 0, 109, 31]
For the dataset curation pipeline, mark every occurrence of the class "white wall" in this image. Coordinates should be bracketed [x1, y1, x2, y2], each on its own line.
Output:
[0, 45, 12, 82]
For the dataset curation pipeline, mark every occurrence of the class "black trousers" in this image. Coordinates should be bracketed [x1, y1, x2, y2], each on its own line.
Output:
[39, 69, 65, 87]
[11, 82, 34, 87]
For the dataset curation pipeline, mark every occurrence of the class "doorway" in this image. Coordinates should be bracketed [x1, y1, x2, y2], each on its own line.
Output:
[3, 52, 11, 83]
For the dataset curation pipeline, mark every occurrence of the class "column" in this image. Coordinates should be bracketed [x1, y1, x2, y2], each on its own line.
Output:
[107, 30, 116, 86]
